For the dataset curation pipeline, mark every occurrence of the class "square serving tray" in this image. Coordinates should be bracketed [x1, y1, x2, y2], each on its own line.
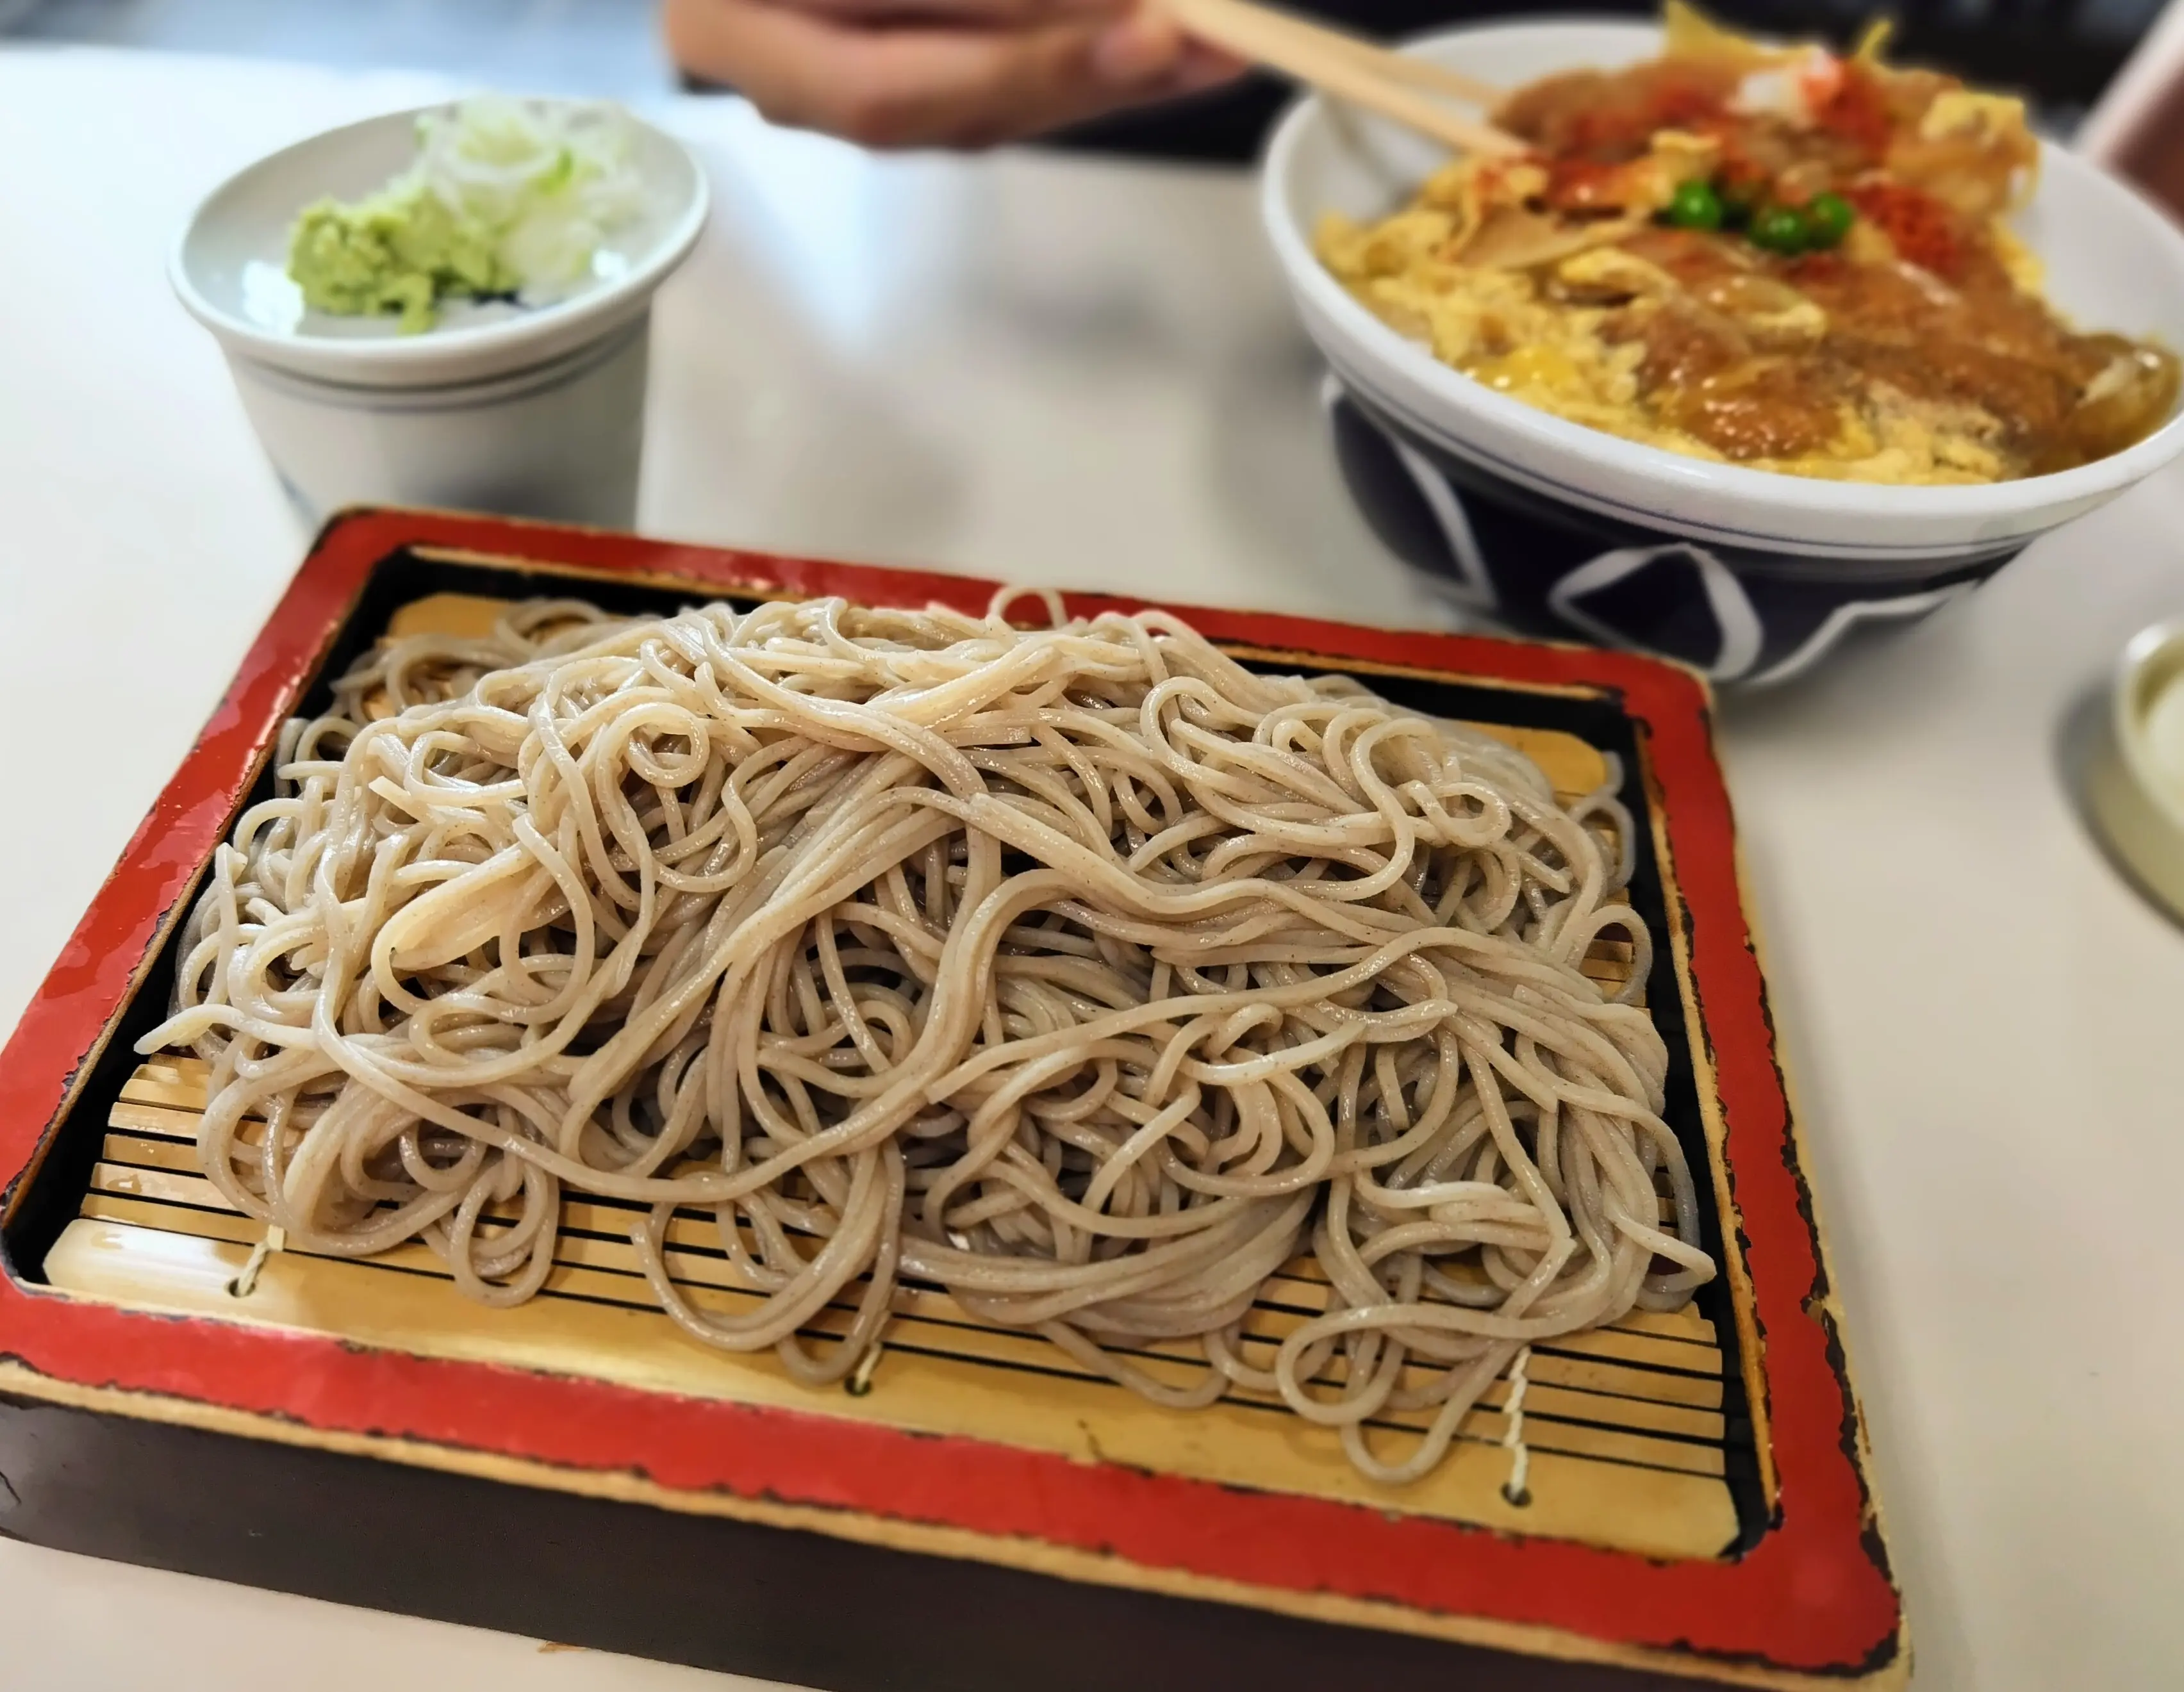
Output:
[0, 510, 1902, 1691]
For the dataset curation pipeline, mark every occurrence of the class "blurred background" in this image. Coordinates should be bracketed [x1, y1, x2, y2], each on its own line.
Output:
[2, 0, 2172, 155]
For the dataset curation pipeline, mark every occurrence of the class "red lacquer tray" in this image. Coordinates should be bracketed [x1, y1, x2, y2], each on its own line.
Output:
[0, 511, 1901, 1691]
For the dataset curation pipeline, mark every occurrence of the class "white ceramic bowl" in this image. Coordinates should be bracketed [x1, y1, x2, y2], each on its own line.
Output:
[172, 102, 709, 528]
[1263, 19, 2184, 682]
[2085, 618, 2184, 921]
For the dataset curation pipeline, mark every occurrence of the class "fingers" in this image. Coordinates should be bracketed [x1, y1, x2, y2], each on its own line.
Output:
[787, 0, 1121, 26]
[663, 0, 1246, 149]
[1088, 8, 1188, 83]
[1092, 15, 1245, 106]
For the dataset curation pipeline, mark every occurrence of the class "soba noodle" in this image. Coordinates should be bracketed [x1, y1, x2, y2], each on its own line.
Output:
[145, 590, 1715, 1486]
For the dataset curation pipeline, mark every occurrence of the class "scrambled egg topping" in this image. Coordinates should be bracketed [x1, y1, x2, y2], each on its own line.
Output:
[1323, 179, 2014, 483]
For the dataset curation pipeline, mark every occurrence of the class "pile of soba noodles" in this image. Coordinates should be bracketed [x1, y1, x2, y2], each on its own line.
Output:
[146, 590, 1715, 1486]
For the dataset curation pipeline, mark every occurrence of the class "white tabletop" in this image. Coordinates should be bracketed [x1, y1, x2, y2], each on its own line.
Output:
[2, 44, 2181, 1692]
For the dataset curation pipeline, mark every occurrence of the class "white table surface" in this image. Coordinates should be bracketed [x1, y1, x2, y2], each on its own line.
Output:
[2, 44, 2181, 1692]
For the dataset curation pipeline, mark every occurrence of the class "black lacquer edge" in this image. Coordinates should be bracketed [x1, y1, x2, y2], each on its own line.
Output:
[0, 1389, 1717, 1692]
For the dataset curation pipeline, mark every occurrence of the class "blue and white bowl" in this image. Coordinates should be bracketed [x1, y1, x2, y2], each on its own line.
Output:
[1263, 19, 2184, 684]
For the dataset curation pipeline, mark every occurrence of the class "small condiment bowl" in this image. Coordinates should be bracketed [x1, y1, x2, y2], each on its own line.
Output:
[170, 101, 709, 529]
[2085, 618, 2184, 921]
[1261, 19, 2184, 684]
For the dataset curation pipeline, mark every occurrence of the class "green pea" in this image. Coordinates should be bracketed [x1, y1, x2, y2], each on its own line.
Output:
[1805, 192, 1855, 249]
[1748, 205, 1810, 255]
[1665, 178, 1724, 231]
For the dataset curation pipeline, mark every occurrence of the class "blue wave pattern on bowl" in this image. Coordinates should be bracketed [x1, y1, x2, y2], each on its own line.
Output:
[1325, 381, 2024, 687]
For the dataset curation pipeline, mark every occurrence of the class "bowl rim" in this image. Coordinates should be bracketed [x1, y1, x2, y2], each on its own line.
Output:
[169, 98, 710, 381]
[1261, 15, 2184, 529]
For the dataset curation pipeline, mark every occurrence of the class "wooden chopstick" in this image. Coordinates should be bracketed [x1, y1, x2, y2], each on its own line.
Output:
[1318, 37, 1506, 112]
[1219, 0, 1507, 111]
[1167, 0, 1523, 156]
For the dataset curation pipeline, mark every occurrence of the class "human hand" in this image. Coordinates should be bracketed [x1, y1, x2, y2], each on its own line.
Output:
[662, 0, 1244, 149]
